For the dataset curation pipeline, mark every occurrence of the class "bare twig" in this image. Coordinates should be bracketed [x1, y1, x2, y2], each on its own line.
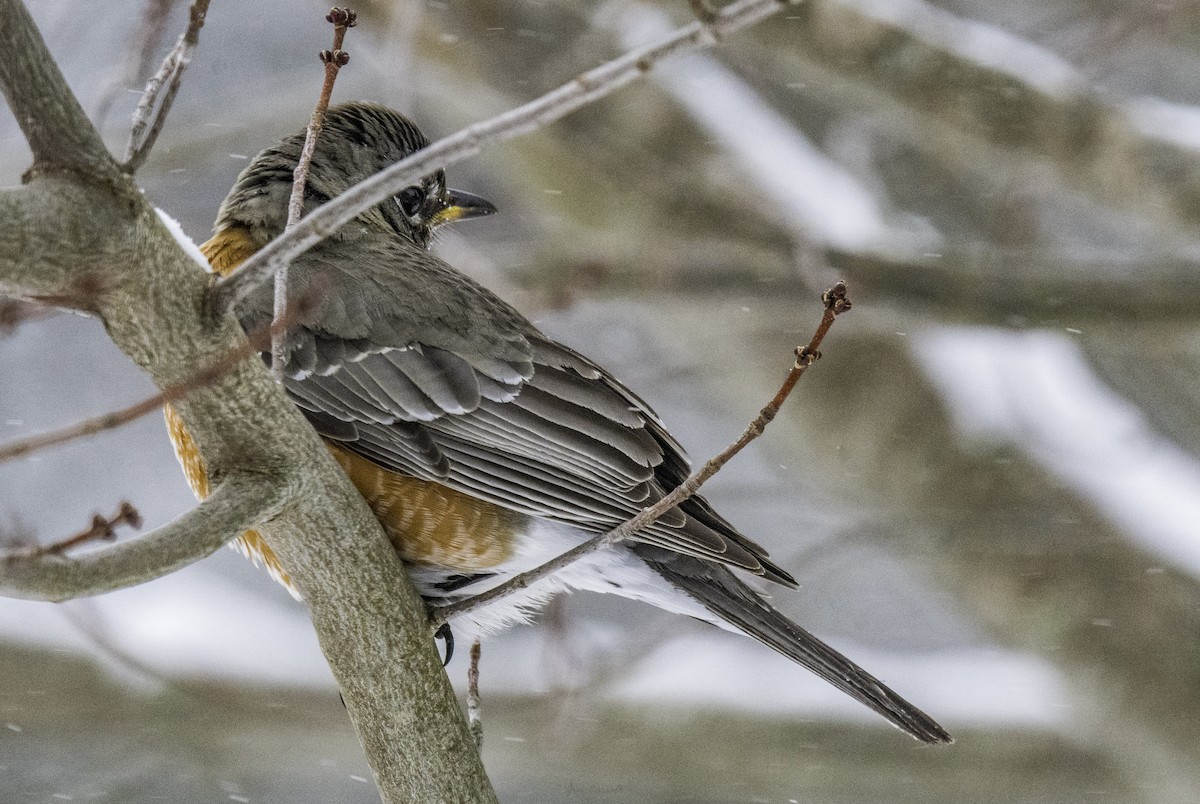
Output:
[0, 285, 321, 464]
[0, 474, 287, 602]
[214, 0, 802, 313]
[274, 7, 357, 376]
[26, 272, 115, 315]
[687, 0, 721, 25]
[5, 502, 142, 561]
[0, 297, 55, 335]
[467, 638, 483, 751]
[122, 0, 211, 172]
[94, 0, 178, 127]
[0, 516, 35, 552]
[286, 8, 357, 229]
[430, 281, 852, 628]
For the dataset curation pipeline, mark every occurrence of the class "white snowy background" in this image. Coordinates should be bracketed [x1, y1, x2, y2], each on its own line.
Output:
[4, 1, 1200, 802]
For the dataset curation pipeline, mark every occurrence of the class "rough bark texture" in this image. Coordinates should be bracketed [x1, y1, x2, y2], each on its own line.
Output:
[0, 1, 496, 800]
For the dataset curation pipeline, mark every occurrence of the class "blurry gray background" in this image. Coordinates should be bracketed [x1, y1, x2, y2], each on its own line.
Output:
[3, 1, 1200, 802]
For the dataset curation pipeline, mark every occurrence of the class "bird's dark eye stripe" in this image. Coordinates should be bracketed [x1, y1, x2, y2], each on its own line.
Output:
[397, 186, 425, 217]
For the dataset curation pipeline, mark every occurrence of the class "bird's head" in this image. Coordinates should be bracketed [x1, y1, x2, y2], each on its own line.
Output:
[214, 101, 496, 249]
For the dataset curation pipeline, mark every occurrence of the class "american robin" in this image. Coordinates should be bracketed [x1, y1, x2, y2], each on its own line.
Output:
[166, 102, 950, 744]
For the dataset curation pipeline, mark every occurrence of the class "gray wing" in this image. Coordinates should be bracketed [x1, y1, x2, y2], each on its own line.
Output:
[280, 327, 794, 584]
[240, 236, 792, 582]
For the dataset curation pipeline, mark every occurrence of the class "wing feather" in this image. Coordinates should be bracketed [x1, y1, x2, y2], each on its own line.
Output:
[280, 319, 786, 579]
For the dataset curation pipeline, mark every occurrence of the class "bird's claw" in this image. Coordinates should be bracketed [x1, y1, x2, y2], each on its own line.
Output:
[435, 622, 455, 666]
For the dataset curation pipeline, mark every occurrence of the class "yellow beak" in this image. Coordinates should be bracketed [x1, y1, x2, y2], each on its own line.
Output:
[428, 189, 497, 228]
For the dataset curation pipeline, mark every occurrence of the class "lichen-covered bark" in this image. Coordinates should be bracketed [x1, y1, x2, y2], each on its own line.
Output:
[0, 1, 496, 800]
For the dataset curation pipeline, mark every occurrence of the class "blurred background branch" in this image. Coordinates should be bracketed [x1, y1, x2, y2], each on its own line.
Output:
[122, 0, 210, 171]
[4, 0, 1200, 802]
[93, 0, 179, 129]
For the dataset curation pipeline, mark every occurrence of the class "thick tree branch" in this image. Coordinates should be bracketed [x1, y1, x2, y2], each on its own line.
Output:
[214, 0, 801, 311]
[0, 188, 498, 800]
[0, 285, 321, 464]
[0, 184, 495, 797]
[765, 0, 1200, 237]
[0, 0, 119, 181]
[0, 474, 285, 602]
[0, 2, 809, 799]
[1, 68, 498, 804]
[824, 246, 1200, 324]
[0, 182, 132, 302]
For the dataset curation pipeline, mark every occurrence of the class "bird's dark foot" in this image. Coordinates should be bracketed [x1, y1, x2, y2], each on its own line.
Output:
[435, 622, 455, 666]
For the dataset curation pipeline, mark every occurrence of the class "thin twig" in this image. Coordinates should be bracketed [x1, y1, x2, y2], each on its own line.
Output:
[429, 281, 852, 628]
[25, 272, 115, 316]
[274, 7, 357, 376]
[0, 297, 55, 336]
[94, 0, 178, 127]
[687, 0, 721, 25]
[122, 0, 211, 172]
[0, 285, 322, 465]
[4, 503, 142, 561]
[214, 0, 801, 313]
[0, 474, 287, 602]
[287, 8, 357, 228]
[467, 638, 483, 751]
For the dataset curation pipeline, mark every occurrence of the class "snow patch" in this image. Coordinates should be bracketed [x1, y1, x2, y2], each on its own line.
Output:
[608, 630, 1064, 730]
[598, 2, 938, 253]
[154, 206, 211, 271]
[918, 327, 1200, 581]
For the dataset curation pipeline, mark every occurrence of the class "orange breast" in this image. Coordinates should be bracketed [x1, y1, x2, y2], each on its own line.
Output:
[161, 227, 523, 592]
[329, 446, 524, 570]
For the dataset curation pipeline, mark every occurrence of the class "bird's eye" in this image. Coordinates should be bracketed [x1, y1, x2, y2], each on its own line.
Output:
[397, 186, 426, 218]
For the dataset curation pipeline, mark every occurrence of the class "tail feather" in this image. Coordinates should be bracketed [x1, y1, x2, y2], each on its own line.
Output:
[643, 552, 952, 744]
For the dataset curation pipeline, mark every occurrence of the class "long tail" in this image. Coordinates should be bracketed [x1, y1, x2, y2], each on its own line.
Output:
[642, 552, 952, 744]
